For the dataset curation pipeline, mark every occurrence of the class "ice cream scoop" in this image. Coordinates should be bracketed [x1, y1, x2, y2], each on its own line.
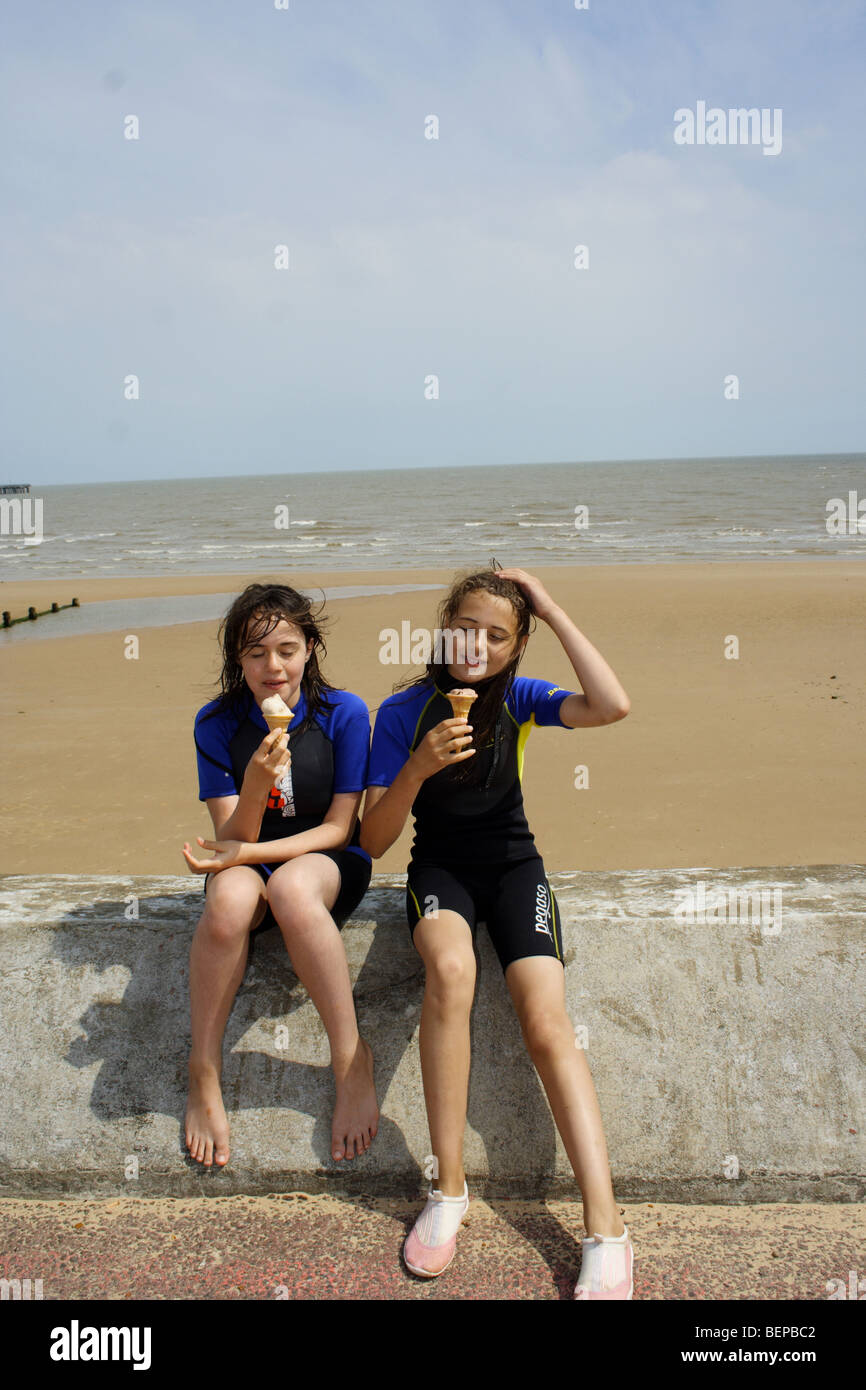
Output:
[446, 688, 477, 720]
[261, 693, 295, 734]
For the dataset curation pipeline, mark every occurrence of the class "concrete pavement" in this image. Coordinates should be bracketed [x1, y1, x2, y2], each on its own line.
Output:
[1, 1194, 863, 1300]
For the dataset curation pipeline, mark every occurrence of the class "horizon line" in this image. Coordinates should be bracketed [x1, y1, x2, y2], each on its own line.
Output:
[18, 448, 866, 490]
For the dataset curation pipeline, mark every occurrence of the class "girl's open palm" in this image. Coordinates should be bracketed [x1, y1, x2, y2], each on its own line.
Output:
[182, 836, 246, 874]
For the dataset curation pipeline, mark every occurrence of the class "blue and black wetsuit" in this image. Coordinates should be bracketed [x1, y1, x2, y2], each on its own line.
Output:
[368, 665, 574, 971]
[194, 685, 371, 928]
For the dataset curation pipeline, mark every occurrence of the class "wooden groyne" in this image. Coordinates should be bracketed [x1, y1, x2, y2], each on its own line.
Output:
[1, 598, 79, 627]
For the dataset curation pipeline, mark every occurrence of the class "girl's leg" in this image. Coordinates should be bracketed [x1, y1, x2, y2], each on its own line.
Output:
[412, 911, 477, 1197]
[266, 853, 378, 1162]
[186, 866, 268, 1167]
[505, 955, 625, 1238]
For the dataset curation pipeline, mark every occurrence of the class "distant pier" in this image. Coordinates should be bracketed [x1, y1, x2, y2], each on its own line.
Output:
[0, 484, 31, 495]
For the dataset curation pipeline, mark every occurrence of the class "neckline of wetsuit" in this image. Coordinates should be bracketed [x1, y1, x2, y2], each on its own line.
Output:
[429, 665, 507, 788]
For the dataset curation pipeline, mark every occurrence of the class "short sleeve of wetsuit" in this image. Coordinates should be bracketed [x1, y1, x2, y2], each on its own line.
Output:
[326, 692, 371, 793]
[367, 692, 417, 786]
[508, 677, 575, 727]
[194, 701, 239, 800]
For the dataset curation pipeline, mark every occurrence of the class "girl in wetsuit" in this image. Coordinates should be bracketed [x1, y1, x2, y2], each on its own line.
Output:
[182, 583, 377, 1170]
[361, 566, 634, 1299]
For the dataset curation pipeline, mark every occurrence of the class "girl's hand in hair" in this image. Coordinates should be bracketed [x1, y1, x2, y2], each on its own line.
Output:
[241, 729, 292, 796]
[496, 568, 557, 621]
[409, 718, 476, 780]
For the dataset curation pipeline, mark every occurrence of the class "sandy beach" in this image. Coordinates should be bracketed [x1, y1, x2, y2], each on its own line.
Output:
[0, 561, 863, 877]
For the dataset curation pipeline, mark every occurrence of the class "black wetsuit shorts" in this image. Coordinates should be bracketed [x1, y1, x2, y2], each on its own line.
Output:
[405, 854, 564, 973]
[203, 847, 371, 936]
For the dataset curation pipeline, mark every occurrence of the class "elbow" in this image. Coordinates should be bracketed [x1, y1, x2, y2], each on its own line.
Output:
[359, 823, 382, 859]
[605, 698, 630, 724]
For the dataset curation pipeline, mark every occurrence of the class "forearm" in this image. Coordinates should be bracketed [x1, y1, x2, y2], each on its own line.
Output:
[241, 820, 350, 863]
[216, 784, 270, 842]
[361, 764, 425, 858]
[544, 604, 630, 715]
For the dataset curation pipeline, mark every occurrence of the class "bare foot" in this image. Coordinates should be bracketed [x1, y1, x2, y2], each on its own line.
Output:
[185, 1061, 230, 1167]
[331, 1038, 378, 1161]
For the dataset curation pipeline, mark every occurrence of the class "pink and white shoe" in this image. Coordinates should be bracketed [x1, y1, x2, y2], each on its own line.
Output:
[402, 1181, 470, 1278]
[573, 1224, 634, 1299]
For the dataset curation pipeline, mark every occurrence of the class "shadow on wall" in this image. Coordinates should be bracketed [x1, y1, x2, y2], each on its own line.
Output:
[48, 882, 564, 1194]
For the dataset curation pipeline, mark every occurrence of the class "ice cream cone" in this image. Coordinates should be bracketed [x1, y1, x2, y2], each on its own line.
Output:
[446, 688, 477, 721]
[263, 711, 293, 734]
[261, 694, 295, 735]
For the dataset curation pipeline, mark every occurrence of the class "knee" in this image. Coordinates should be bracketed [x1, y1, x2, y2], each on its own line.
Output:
[424, 951, 476, 1008]
[267, 867, 329, 935]
[197, 882, 259, 948]
[521, 1011, 574, 1065]
[266, 882, 304, 933]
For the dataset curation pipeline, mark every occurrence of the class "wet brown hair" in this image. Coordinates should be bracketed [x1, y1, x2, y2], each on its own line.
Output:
[214, 582, 338, 732]
[393, 564, 536, 785]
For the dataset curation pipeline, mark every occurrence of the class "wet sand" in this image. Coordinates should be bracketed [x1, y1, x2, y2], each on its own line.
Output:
[0, 561, 862, 875]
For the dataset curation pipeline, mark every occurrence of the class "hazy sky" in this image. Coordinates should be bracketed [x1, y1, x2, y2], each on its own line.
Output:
[2, 0, 864, 484]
